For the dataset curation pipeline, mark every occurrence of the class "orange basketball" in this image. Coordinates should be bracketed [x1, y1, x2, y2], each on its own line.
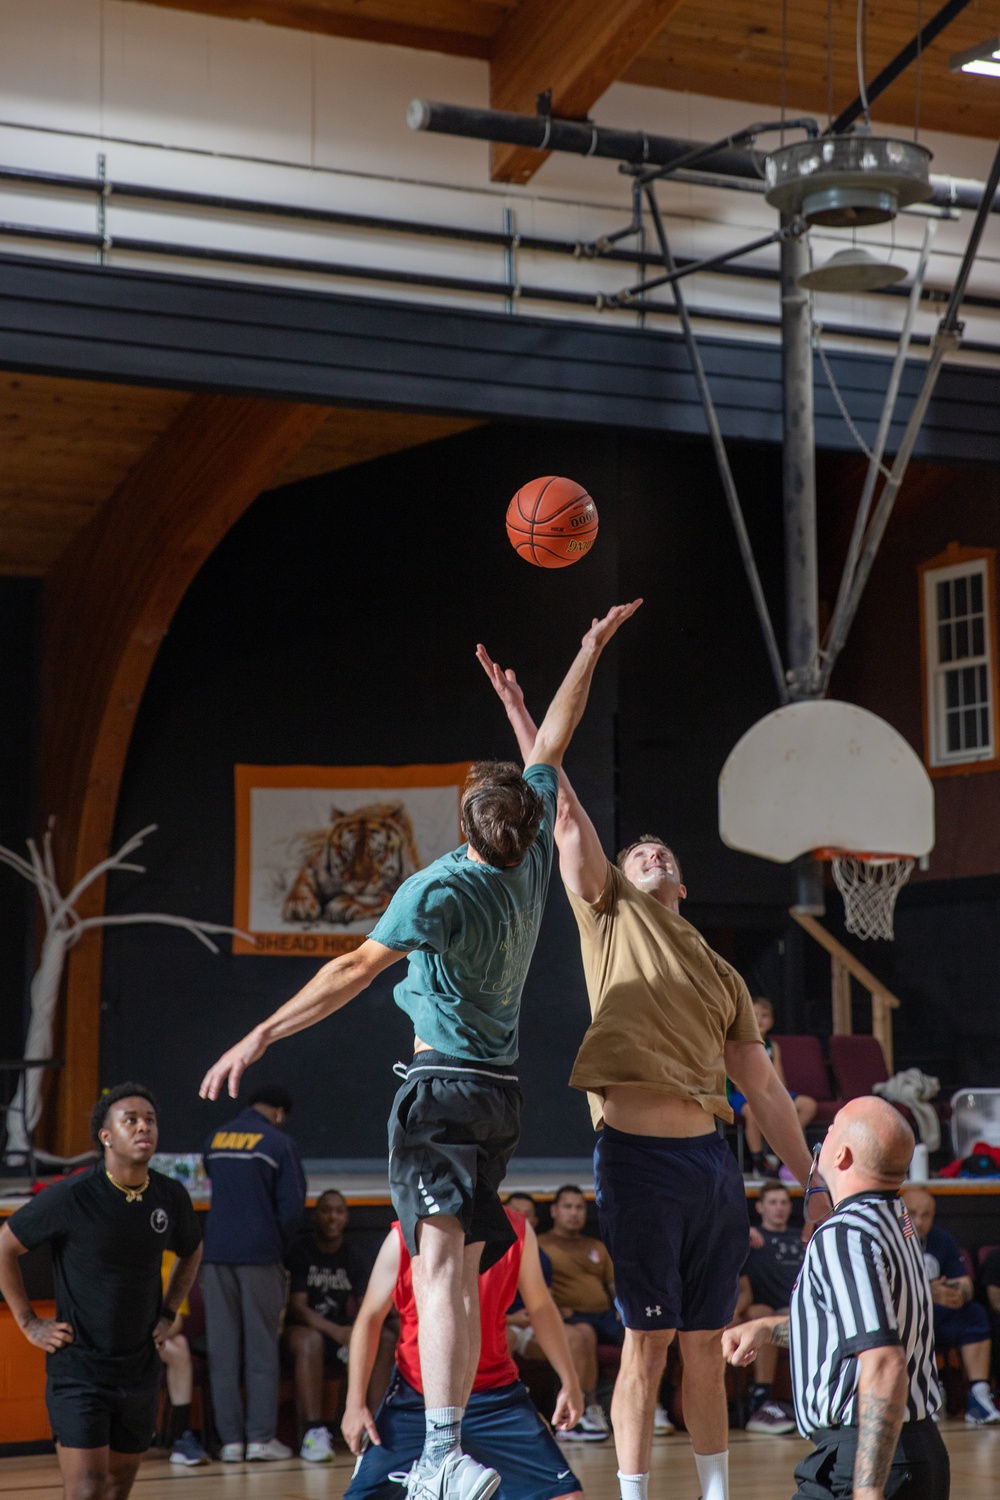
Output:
[505, 476, 599, 569]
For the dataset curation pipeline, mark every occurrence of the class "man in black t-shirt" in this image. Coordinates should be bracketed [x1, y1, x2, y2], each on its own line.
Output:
[282, 1189, 395, 1463]
[734, 1181, 804, 1437]
[0, 1083, 202, 1500]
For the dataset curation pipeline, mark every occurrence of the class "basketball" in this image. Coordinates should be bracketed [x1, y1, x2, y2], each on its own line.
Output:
[506, 476, 599, 568]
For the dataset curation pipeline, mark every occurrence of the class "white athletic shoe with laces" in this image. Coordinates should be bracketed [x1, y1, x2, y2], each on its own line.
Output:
[390, 1451, 500, 1500]
[301, 1425, 335, 1462]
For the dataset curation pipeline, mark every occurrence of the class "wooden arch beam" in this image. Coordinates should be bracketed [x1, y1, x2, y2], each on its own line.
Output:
[41, 394, 328, 1154]
[489, 0, 687, 184]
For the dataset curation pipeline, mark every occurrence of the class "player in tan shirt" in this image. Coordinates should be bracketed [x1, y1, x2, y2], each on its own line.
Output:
[478, 636, 825, 1500]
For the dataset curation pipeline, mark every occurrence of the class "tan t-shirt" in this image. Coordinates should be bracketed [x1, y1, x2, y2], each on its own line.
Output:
[567, 862, 762, 1127]
[538, 1232, 614, 1314]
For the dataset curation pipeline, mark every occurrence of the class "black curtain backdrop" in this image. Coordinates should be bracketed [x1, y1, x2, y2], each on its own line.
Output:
[90, 424, 999, 1157]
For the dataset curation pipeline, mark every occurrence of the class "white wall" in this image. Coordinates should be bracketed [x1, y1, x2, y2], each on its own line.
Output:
[0, 0, 998, 361]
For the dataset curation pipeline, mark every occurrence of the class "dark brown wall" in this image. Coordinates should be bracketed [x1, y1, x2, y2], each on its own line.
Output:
[821, 453, 1000, 882]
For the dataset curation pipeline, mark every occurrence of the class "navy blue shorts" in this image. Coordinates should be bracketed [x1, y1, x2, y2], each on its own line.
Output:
[595, 1124, 749, 1332]
[346, 1372, 580, 1500]
[935, 1301, 991, 1347]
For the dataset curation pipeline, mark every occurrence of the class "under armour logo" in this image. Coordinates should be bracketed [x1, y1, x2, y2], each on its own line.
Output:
[645, 1305, 661, 1317]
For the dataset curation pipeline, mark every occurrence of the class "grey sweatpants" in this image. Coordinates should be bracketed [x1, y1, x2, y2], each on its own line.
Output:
[201, 1261, 287, 1445]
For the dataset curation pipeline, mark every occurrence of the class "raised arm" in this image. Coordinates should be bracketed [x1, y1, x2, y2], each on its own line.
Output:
[199, 938, 406, 1101]
[529, 601, 641, 769]
[477, 599, 641, 903]
[516, 1222, 584, 1431]
[341, 1232, 401, 1454]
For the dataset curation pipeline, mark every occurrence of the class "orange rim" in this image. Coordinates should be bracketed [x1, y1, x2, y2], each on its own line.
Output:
[811, 847, 914, 864]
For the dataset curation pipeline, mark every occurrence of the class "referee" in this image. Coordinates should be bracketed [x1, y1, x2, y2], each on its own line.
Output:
[724, 1097, 948, 1500]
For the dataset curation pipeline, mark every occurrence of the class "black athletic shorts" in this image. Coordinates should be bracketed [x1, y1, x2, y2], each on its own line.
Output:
[46, 1372, 159, 1453]
[595, 1124, 749, 1331]
[388, 1051, 522, 1272]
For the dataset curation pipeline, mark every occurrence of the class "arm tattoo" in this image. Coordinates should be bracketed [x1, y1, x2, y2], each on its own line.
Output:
[855, 1390, 905, 1490]
[771, 1319, 790, 1347]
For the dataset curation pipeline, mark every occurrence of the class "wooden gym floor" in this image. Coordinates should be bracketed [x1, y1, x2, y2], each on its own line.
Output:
[2, 1422, 998, 1498]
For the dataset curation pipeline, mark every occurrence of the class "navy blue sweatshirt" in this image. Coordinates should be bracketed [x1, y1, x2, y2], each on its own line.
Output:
[202, 1105, 307, 1265]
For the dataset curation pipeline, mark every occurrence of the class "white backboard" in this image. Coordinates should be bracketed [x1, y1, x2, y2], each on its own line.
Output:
[719, 700, 935, 863]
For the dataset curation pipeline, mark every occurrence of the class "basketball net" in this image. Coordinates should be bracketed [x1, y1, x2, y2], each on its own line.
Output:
[828, 855, 915, 941]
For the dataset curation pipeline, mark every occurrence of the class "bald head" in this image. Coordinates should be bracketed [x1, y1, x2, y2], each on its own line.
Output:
[901, 1187, 936, 1241]
[820, 1097, 914, 1199]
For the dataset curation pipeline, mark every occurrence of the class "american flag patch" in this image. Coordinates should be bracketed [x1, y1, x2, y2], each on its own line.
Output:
[897, 1202, 915, 1238]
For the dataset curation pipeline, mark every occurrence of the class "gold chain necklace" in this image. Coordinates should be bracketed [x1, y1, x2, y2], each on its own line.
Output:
[106, 1170, 150, 1203]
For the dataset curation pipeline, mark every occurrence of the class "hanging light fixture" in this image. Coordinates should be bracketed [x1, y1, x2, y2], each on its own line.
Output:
[764, 136, 932, 227]
[950, 38, 1000, 77]
[798, 246, 908, 292]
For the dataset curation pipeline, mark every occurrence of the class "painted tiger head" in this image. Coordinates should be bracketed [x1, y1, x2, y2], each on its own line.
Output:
[283, 802, 421, 927]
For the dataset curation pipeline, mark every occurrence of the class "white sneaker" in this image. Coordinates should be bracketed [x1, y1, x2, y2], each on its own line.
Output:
[653, 1402, 676, 1435]
[219, 1442, 244, 1462]
[300, 1426, 334, 1462]
[246, 1438, 293, 1461]
[400, 1452, 501, 1500]
[582, 1403, 610, 1434]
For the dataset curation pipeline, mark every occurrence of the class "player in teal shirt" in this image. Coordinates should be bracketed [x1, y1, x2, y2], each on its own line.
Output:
[201, 599, 641, 1500]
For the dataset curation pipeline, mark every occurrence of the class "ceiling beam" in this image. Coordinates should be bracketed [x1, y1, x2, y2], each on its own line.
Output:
[41, 395, 328, 1156]
[488, 0, 688, 184]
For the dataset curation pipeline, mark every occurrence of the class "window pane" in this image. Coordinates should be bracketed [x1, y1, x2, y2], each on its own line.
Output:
[982, 706, 991, 747]
[939, 623, 953, 663]
[946, 671, 960, 709]
[938, 580, 951, 620]
[973, 617, 985, 657]
[965, 708, 979, 746]
[972, 572, 984, 612]
[963, 665, 977, 702]
[947, 712, 961, 752]
[979, 664, 988, 699]
[955, 575, 969, 615]
[956, 619, 970, 659]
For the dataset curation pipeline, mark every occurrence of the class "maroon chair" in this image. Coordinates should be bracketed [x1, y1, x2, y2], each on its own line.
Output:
[827, 1036, 952, 1136]
[770, 1035, 838, 1124]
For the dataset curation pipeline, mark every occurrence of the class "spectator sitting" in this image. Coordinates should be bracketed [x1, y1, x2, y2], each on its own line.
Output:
[902, 1187, 1000, 1425]
[201, 1082, 306, 1463]
[158, 1250, 209, 1466]
[505, 1192, 616, 1442]
[980, 1243, 1000, 1380]
[538, 1184, 624, 1441]
[730, 998, 817, 1180]
[283, 1189, 396, 1463]
[732, 1181, 803, 1436]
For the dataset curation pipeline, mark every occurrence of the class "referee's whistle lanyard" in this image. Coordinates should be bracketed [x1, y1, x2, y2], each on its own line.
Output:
[803, 1142, 834, 1223]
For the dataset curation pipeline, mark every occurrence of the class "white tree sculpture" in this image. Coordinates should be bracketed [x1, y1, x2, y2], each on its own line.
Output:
[0, 821, 251, 1163]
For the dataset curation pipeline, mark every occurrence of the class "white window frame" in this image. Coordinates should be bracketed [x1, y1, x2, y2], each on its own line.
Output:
[922, 553, 997, 770]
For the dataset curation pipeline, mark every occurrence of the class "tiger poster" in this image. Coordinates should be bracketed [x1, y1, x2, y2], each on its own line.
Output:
[233, 763, 471, 956]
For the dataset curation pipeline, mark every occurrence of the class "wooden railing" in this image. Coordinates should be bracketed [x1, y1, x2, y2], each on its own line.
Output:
[791, 911, 901, 1071]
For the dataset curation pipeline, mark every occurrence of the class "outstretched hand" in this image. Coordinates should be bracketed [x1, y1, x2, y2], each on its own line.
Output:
[582, 599, 643, 652]
[199, 1028, 268, 1101]
[475, 645, 526, 715]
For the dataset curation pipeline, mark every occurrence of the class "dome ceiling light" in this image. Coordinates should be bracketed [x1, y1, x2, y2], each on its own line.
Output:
[797, 246, 908, 293]
[764, 136, 932, 228]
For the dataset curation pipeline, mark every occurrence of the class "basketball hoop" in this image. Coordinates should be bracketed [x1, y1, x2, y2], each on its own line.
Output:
[814, 849, 915, 941]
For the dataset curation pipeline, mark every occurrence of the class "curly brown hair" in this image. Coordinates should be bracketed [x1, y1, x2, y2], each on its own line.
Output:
[461, 761, 544, 868]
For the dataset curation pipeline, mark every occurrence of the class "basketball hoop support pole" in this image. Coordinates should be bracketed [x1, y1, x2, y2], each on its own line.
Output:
[780, 219, 825, 913]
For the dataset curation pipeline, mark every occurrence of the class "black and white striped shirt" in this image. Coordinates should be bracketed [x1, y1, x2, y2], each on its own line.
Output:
[789, 1191, 940, 1435]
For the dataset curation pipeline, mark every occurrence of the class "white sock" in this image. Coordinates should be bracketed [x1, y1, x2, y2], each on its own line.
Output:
[972, 1380, 992, 1402]
[694, 1449, 729, 1500]
[617, 1472, 648, 1500]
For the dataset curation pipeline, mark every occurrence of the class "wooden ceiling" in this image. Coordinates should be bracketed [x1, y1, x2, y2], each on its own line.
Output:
[142, 0, 1000, 142]
[0, 372, 477, 575]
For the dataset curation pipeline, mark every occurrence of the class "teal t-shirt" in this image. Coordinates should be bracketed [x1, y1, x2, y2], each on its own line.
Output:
[368, 762, 558, 1064]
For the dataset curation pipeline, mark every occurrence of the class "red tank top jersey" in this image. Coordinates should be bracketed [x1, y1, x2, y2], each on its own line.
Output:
[393, 1209, 525, 1394]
